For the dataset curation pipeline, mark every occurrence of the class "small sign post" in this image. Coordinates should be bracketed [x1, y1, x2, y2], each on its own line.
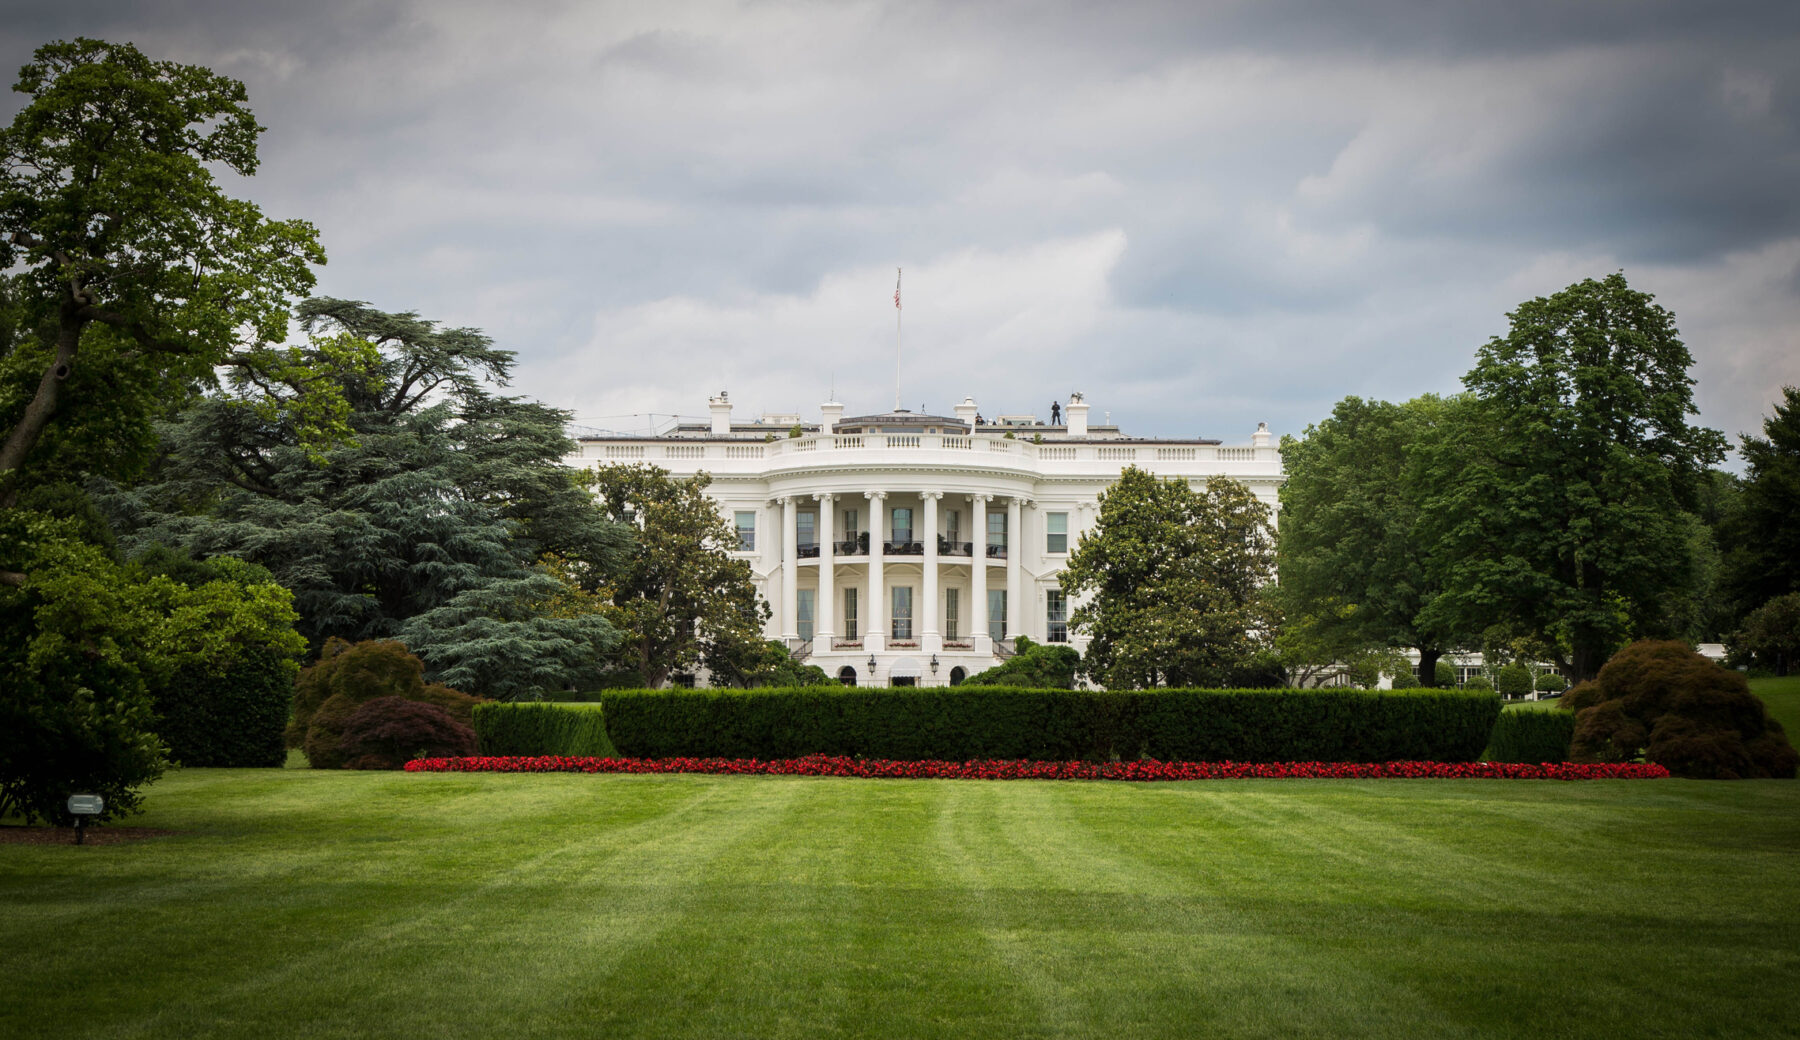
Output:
[67, 794, 103, 845]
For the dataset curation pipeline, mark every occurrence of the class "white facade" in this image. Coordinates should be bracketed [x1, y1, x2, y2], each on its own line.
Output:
[568, 393, 1284, 686]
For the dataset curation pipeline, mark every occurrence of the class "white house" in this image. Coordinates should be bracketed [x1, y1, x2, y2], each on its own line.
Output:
[567, 392, 1284, 686]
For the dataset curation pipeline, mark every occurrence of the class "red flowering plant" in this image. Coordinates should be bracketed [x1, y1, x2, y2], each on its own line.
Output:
[405, 755, 1668, 781]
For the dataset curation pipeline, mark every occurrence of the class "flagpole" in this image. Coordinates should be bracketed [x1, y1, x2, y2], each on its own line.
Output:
[894, 267, 903, 412]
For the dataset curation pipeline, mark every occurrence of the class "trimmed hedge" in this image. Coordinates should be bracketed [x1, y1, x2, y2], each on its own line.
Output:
[1485, 709, 1576, 763]
[473, 702, 619, 758]
[592, 687, 1500, 764]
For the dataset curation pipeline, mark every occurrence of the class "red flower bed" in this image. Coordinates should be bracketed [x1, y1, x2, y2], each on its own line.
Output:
[403, 754, 1669, 781]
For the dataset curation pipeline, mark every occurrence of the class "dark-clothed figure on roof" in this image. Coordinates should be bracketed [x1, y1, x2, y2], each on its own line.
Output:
[1050, 401, 1061, 425]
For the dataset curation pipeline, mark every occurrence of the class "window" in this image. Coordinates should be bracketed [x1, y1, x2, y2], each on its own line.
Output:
[843, 508, 858, 537]
[1046, 590, 1067, 643]
[797, 511, 816, 549]
[838, 666, 857, 687]
[734, 510, 756, 552]
[843, 587, 859, 641]
[945, 509, 960, 543]
[949, 666, 966, 686]
[797, 589, 815, 642]
[892, 586, 913, 641]
[944, 588, 960, 640]
[1046, 512, 1068, 554]
[891, 507, 913, 543]
[987, 511, 1007, 555]
[988, 589, 1007, 643]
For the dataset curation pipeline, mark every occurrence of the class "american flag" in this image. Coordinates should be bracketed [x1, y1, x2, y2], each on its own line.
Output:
[894, 268, 901, 309]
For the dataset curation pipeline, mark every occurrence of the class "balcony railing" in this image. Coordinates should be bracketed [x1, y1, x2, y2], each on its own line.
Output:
[797, 542, 820, 558]
[986, 543, 1008, 559]
[834, 534, 869, 556]
[884, 539, 925, 556]
[939, 537, 974, 557]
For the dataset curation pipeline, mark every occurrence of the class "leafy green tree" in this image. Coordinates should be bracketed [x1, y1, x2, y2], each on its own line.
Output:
[959, 635, 1082, 688]
[0, 512, 167, 822]
[1276, 395, 1471, 685]
[104, 299, 628, 699]
[1722, 388, 1800, 616]
[705, 638, 834, 688]
[581, 463, 770, 688]
[1059, 467, 1276, 689]
[1731, 593, 1800, 677]
[0, 39, 325, 519]
[1421, 274, 1726, 680]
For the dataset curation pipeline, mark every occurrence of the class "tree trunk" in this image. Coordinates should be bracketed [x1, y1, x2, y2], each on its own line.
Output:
[1418, 648, 1442, 688]
[0, 314, 83, 506]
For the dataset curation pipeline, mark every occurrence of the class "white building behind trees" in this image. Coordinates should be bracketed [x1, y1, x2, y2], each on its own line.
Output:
[568, 392, 1284, 686]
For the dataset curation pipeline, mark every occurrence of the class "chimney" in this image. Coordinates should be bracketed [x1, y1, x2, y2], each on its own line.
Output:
[820, 400, 844, 434]
[1066, 393, 1089, 437]
[953, 396, 978, 430]
[709, 391, 732, 435]
[1252, 421, 1271, 449]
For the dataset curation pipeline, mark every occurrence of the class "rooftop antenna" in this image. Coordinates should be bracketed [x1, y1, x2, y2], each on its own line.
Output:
[893, 267, 902, 411]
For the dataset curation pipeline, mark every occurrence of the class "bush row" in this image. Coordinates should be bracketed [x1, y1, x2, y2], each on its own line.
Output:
[1484, 709, 1576, 763]
[585, 687, 1500, 763]
[473, 702, 619, 758]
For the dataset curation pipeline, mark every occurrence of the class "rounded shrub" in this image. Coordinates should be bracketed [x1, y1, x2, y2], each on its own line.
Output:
[339, 697, 477, 770]
[1464, 676, 1494, 692]
[1565, 639, 1798, 779]
[1390, 672, 1421, 689]
[1536, 672, 1568, 694]
[1434, 660, 1457, 687]
[288, 639, 478, 768]
[1497, 663, 1534, 699]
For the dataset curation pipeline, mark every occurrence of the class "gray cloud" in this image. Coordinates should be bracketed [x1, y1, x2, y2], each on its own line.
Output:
[2, 0, 1796, 458]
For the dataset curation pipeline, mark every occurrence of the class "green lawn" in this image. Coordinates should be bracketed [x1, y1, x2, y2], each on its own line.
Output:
[5, 770, 1799, 1040]
[1753, 675, 1800, 742]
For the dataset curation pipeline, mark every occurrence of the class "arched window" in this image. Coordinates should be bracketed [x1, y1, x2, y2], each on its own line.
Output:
[949, 666, 967, 686]
[838, 666, 857, 687]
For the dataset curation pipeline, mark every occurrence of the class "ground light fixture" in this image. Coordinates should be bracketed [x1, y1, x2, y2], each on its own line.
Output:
[67, 794, 102, 845]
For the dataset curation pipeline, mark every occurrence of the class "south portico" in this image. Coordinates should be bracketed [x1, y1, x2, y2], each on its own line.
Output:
[769, 479, 1036, 686]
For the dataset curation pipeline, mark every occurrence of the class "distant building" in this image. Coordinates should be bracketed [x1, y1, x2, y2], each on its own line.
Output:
[568, 392, 1284, 686]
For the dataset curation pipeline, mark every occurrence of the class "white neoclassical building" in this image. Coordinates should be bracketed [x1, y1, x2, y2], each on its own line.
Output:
[567, 392, 1284, 687]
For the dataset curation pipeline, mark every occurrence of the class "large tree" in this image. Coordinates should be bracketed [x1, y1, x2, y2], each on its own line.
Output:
[105, 299, 629, 699]
[1721, 387, 1800, 615]
[1059, 467, 1277, 689]
[581, 463, 770, 689]
[1276, 394, 1469, 686]
[0, 39, 325, 519]
[1421, 274, 1725, 680]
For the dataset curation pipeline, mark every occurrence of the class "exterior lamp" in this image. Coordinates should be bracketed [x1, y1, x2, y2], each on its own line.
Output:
[67, 794, 103, 845]
[929, 655, 939, 675]
[868, 655, 878, 673]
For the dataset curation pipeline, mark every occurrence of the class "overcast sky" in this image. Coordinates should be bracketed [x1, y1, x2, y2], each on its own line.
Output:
[5, 1, 1798, 455]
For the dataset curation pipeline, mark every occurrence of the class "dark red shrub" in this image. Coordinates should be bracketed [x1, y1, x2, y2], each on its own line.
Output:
[1566, 640, 1798, 779]
[339, 697, 478, 770]
[288, 639, 480, 768]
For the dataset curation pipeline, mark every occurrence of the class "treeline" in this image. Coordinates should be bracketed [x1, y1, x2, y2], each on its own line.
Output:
[1275, 275, 1800, 686]
[0, 40, 804, 822]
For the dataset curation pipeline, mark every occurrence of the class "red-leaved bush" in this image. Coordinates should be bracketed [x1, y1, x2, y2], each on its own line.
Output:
[404, 754, 1667, 781]
[339, 697, 478, 770]
[1565, 639, 1797, 779]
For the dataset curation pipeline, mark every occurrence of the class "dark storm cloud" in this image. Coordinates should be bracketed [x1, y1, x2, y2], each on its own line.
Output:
[2, 0, 1796, 453]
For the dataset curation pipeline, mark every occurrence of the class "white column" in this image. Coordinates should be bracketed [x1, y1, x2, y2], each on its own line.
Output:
[1005, 496, 1023, 641]
[779, 496, 798, 642]
[815, 493, 835, 645]
[922, 491, 942, 655]
[972, 494, 991, 653]
[865, 490, 886, 652]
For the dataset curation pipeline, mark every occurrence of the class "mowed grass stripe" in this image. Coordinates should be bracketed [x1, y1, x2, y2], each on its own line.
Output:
[4, 771, 1799, 1039]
